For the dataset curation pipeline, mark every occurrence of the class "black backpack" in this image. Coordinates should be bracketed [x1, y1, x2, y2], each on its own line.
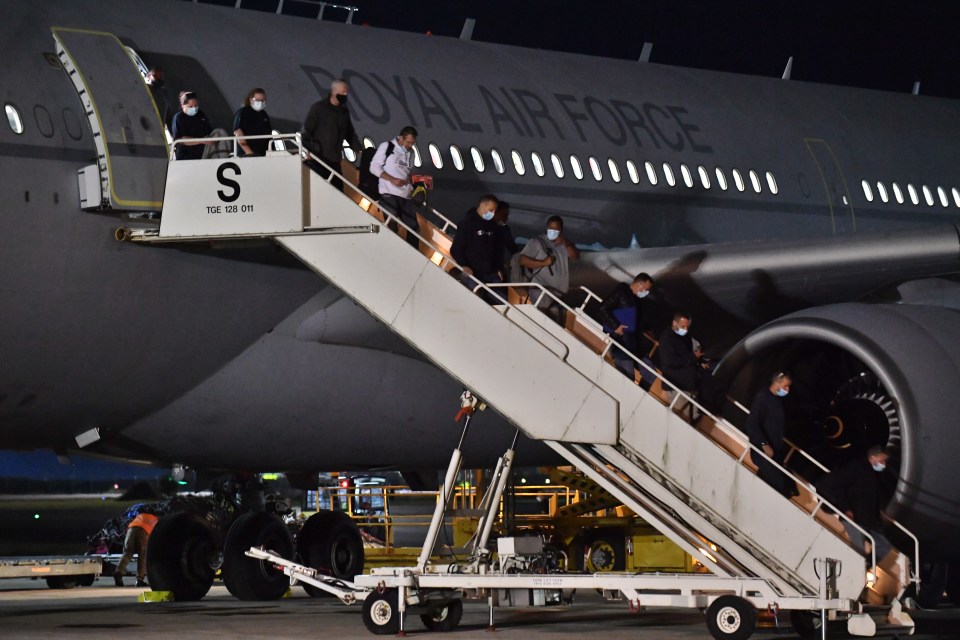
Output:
[358, 141, 395, 198]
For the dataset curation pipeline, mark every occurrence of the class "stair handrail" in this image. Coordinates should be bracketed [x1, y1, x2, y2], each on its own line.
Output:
[881, 514, 921, 590]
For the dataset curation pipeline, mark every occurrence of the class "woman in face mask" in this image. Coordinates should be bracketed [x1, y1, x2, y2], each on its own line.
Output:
[171, 91, 213, 160]
[232, 87, 273, 157]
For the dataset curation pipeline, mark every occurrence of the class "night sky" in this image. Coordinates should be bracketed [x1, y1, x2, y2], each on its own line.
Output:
[209, 0, 960, 99]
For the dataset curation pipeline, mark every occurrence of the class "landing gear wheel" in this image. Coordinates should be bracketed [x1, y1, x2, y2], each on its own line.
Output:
[584, 532, 625, 572]
[706, 595, 757, 640]
[147, 512, 219, 601]
[790, 610, 825, 638]
[420, 599, 463, 631]
[363, 588, 403, 635]
[222, 512, 293, 601]
[297, 510, 365, 597]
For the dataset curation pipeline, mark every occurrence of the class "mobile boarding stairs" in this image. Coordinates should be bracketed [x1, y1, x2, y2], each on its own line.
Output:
[123, 134, 919, 638]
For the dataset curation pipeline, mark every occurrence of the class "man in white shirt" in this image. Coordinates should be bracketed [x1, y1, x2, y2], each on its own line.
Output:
[371, 126, 419, 248]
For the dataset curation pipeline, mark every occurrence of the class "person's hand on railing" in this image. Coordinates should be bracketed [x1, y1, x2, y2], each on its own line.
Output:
[762, 444, 774, 457]
[613, 324, 628, 336]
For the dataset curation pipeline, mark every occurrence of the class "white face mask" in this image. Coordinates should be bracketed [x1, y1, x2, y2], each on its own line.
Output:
[872, 462, 886, 472]
[675, 327, 688, 337]
[635, 289, 649, 299]
[186, 106, 198, 117]
[251, 99, 265, 112]
[546, 229, 560, 241]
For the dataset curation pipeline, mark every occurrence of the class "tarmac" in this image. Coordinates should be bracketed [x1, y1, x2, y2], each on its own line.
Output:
[2, 577, 960, 640]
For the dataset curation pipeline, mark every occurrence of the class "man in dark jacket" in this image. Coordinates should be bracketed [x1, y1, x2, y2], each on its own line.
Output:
[658, 311, 698, 393]
[300, 78, 361, 190]
[745, 372, 797, 498]
[594, 273, 654, 380]
[816, 445, 894, 562]
[450, 194, 504, 303]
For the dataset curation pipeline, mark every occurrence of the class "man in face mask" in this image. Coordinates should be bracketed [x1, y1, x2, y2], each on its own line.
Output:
[450, 194, 505, 303]
[518, 215, 580, 320]
[594, 273, 655, 382]
[300, 78, 361, 190]
[745, 372, 799, 498]
[657, 312, 700, 408]
[815, 445, 895, 563]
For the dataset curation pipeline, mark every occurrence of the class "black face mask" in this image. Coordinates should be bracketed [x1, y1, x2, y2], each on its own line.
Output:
[336, 94, 348, 105]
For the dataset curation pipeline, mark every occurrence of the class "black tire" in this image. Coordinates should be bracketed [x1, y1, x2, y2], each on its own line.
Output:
[77, 573, 96, 587]
[584, 531, 626, 572]
[147, 511, 219, 601]
[45, 576, 79, 589]
[297, 510, 365, 597]
[705, 595, 757, 640]
[420, 599, 463, 632]
[790, 610, 824, 638]
[222, 512, 293, 601]
[363, 588, 403, 635]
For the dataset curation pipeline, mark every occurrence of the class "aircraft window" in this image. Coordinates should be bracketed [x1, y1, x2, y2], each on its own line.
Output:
[626, 160, 640, 184]
[450, 145, 465, 171]
[677, 164, 692, 187]
[589, 156, 603, 181]
[511, 150, 526, 175]
[341, 141, 357, 163]
[749, 170, 762, 193]
[953, 188, 960, 208]
[551, 153, 565, 178]
[662, 163, 676, 187]
[470, 147, 485, 172]
[766, 171, 778, 194]
[715, 167, 728, 191]
[570, 155, 584, 180]
[491, 148, 505, 174]
[531, 152, 545, 177]
[732, 169, 745, 192]
[906, 184, 918, 205]
[862, 180, 874, 202]
[922, 185, 934, 206]
[412, 144, 423, 168]
[644, 161, 658, 185]
[362, 137, 375, 149]
[429, 143, 444, 169]
[876, 182, 889, 203]
[607, 159, 621, 183]
[891, 182, 904, 204]
[698, 166, 711, 189]
[938, 186, 949, 207]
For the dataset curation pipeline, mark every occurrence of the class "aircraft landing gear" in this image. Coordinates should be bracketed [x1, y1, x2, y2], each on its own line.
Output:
[222, 511, 294, 600]
[297, 510, 365, 597]
[146, 512, 220, 601]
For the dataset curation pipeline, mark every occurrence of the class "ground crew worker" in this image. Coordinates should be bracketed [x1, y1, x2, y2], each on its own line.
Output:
[115, 508, 159, 587]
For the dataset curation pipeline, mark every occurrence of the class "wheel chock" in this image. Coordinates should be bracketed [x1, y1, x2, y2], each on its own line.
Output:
[138, 590, 174, 603]
[282, 588, 294, 598]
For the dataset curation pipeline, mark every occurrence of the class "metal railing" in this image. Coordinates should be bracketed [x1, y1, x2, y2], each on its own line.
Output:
[189, 0, 359, 23]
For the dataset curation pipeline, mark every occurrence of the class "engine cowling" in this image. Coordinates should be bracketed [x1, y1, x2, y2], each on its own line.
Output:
[717, 302, 960, 561]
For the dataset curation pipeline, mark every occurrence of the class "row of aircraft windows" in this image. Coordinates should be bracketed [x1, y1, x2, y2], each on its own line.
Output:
[862, 179, 960, 208]
[354, 137, 779, 194]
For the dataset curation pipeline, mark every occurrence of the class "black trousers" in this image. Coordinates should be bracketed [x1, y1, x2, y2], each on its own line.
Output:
[379, 194, 421, 249]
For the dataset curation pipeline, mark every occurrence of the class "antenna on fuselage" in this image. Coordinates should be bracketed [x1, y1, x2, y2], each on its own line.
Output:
[912, 81, 921, 95]
[781, 56, 794, 80]
[638, 42, 653, 63]
[460, 18, 475, 40]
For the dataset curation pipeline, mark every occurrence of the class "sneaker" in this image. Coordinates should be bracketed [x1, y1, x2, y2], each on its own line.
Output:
[135, 580, 148, 588]
[114, 575, 124, 587]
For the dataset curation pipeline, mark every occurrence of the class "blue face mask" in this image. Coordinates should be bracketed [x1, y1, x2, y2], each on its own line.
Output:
[481, 210, 495, 221]
[776, 388, 789, 397]
[635, 289, 649, 299]
[675, 327, 688, 337]
[546, 229, 560, 241]
[186, 106, 198, 117]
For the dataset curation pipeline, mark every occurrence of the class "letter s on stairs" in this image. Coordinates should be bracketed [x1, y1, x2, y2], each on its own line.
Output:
[217, 162, 242, 203]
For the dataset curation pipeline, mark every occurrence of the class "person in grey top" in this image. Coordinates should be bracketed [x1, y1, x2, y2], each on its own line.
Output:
[519, 215, 580, 321]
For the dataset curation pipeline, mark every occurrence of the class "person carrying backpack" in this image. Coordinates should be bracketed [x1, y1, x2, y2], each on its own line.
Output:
[517, 215, 580, 323]
[369, 126, 420, 249]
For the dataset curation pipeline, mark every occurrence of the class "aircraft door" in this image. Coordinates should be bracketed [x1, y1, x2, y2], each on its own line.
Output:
[804, 139, 856, 233]
[53, 28, 167, 211]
